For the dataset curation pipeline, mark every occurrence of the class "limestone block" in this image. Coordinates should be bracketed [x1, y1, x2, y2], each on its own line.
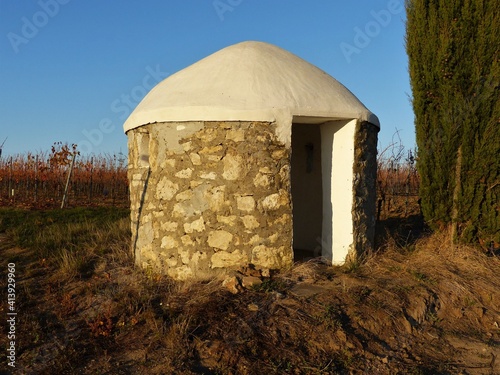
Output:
[270, 214, 292, 226]
[211, 250, 248, 268]
[222, 276, 241, 294]
[165, 256, 178, 267]
[217, 215, 238, 226]
[165, 159, 176, 168]
[137, 221, 153, 250]
[207, 155, 223, 162]
[236, 196, 255, 212]
[179, 249, 191, 264]
[241, 215, 260, 230]
[156, 177, 179, 201]
[279, 165, 291, 182]
[167, 265, 193, 281]
[253, 173, 270, 188]
[181, 235, 195, 246]
[197, 128, 217, 142]
[241, 276, 262, 289]
[200, 172, 217, 180]
[161, 221, 178, 231]
[176, 190, 193, 201]
[205, 186, 226, 211]
[191, 251, 208, 267]
[271, 149, 286, 159]
[200, 145, 223, 154]
[269, 233, 279, 243]
[184, 216, 206, 234]
[251, 245, 288, 269]
[190, 180, 204, 188]
[247, 234, 262, 245]
[161, 235, 178, 250]
[260, 190, 289, 211]
[139, 244, 154, 262]
[222, 153, 244, 180]
[225, 129, 245, 142]
[189, 153, 202, 165]
[208, 230, 233, 250]
[175, 168, 193, 179]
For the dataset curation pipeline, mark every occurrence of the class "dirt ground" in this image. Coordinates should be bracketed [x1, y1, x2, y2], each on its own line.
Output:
[1, 209, 500, 374]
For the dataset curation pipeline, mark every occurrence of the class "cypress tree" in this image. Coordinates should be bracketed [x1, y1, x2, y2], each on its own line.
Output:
[406, 0, 499, 244]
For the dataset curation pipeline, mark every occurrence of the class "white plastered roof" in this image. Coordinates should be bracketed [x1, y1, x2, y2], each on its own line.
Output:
[123, 41, 379, 133]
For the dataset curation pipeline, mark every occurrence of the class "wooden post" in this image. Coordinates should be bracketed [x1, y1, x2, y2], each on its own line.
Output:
[8, 156, 12, 198]
[61, 153, 76, 209]
[34, 155, 39, 203]
[89, 156, 94, 203]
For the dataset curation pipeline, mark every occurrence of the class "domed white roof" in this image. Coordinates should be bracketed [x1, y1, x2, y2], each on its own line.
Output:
[123, 41, 379, 133]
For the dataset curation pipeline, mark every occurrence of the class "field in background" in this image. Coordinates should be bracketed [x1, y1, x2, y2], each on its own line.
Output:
[0, 141, 418, 216]
[0, 143, 128, 208]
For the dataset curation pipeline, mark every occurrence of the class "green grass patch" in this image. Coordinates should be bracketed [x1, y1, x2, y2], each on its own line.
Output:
[0, 207, 131, 278]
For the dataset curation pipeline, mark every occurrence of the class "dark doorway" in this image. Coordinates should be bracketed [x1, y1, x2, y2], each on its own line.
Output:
[291, 123, 323, 261]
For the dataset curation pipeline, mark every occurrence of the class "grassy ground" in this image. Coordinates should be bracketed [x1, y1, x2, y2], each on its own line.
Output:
[0, 206, 499, 374]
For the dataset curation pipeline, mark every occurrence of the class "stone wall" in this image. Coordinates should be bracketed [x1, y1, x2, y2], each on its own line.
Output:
[351, 121, 379, 260]
[127, 121, 293, 280]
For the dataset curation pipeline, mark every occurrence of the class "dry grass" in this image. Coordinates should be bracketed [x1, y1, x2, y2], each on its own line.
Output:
[1, 207, 499, 374]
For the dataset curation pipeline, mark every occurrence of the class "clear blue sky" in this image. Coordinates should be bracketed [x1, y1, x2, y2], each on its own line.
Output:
[0, 0, 414, 156]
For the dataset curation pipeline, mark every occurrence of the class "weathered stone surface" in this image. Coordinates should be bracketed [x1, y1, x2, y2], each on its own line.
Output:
[211, 250, 248, 268]
[260, 190, 289, 211]
[199, 172, 217, 180]
[251, 245, 291, 269]
[184, 216, 205, 233]
[155, 177, 178, 200]
[253, 173, 270, 188]
[241, 215, 260, 230]
[206, 186, 226, 211]
[225, 129, 245, 142]
[176, 190, 193, 201]
[217, 215, 238, 226]
[222, 276, 241, 294]
[161, 221, 178, 231]
[241, 276, 262, 289]
[181, 235, 194, 246]
[161, 235, 178, 250]
[128, 121, 294, 280]
[236, 195, 255, 212]
[222, 153, 244, 180]
[208, 230, 233, 250]
[175, 168, 193, 179]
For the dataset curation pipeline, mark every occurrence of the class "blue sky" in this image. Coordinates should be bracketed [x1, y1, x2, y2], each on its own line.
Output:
[0, 0, 414, 156]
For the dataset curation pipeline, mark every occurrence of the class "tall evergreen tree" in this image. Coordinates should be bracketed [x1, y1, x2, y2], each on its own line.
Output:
[406, 0, 499, 244]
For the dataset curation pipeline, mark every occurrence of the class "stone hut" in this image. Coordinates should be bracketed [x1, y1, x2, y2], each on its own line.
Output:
[124, 41, 379, 280]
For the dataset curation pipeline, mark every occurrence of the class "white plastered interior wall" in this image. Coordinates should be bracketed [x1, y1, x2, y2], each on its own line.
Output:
[320, 119, 355, 264]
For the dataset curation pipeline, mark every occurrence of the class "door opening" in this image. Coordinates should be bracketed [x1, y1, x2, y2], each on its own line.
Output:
[291, 123, 323, 261]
